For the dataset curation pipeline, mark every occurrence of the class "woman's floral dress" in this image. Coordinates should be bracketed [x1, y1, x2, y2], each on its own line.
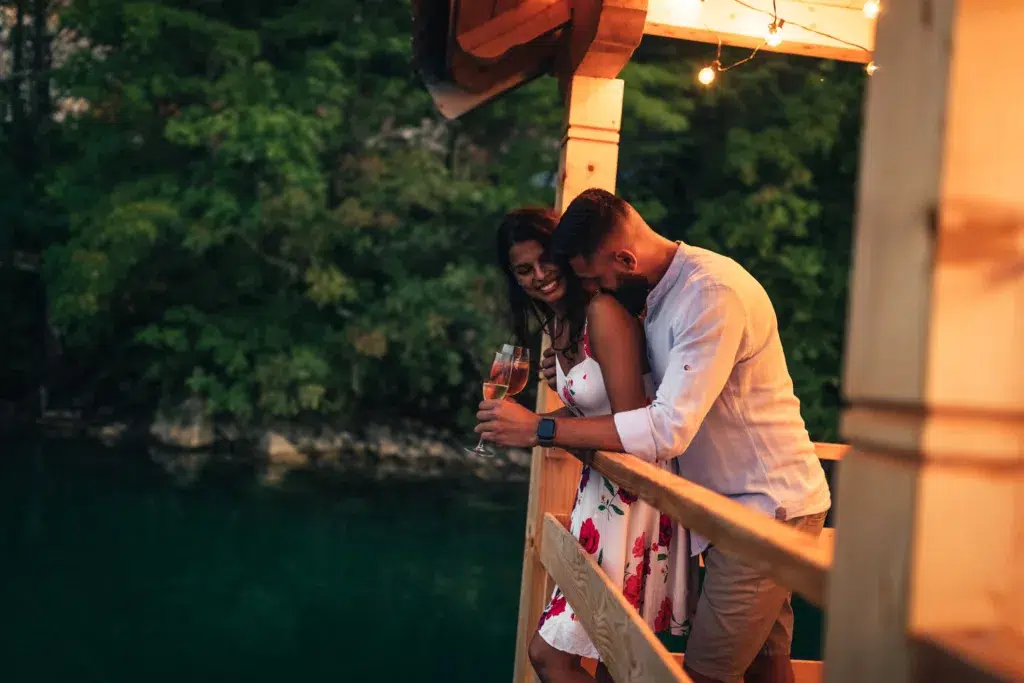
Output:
[537, 325, 691, 660]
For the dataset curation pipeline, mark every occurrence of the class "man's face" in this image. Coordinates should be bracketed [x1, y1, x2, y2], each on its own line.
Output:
[569, 244, 637, 293]
[569, 246, 650, 316]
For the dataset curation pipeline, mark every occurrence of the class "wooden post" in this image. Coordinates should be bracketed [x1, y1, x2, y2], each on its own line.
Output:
[824, 2, 1024, 682]
[511, 74, 625, 683]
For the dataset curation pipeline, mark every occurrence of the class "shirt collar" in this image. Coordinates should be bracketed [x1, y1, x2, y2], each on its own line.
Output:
[645, 241, 687, 314]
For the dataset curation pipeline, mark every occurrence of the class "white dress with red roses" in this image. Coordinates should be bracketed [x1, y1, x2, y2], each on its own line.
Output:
[537, 326, 691, 660]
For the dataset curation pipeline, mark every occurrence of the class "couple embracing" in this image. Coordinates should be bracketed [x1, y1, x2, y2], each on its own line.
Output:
[478, 189, 831, 683]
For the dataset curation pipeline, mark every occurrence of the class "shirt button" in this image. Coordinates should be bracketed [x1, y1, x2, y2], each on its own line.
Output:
[775, 506, 787, 521]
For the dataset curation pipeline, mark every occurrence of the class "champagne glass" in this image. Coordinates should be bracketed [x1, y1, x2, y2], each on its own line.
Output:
[465, 350, 514, 457]
[503, 344, 531, 397]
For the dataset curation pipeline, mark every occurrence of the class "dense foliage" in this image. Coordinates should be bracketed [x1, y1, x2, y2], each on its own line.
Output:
[1, 0, 863, 439]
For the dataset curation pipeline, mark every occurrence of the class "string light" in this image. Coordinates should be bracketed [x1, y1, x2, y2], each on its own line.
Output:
[696, 34, 762, 86]
[694, 0, 876, 86]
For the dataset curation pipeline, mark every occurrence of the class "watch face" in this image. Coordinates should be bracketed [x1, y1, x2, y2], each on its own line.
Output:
[537, 418, 556, 440]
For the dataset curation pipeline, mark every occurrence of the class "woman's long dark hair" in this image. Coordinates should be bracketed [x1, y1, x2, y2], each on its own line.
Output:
[496, 208, 587, 358]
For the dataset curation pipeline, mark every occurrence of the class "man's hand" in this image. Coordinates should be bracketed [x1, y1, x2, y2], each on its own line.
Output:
[476, 399, 542, 448]
[540, 346, 558, 392]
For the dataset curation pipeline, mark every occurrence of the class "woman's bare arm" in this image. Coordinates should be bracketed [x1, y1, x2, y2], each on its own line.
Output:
[585, 293, 649, 414]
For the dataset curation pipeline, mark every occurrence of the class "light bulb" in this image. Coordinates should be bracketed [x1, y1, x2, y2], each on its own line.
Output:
[863, 1, 880, 19]
[766, 24, 783, 47]
[865, 60, 878, 75]
[698, 65, 716, 85]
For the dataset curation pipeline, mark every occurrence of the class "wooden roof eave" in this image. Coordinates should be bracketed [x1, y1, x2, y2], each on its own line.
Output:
[412, 0, 569, 119]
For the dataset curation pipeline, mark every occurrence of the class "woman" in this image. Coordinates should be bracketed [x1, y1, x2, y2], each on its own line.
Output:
[496, 208, 690, 683]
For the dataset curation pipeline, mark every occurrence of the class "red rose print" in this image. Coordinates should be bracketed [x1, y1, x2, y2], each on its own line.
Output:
[538, 594, 567, 628]
[654, 597, 673, 632]
[623, 573, 642, 608]
[618, 487, 638, 505]
[579, 518, 600, 554]
[579, 466, 591, 493]
[658, 513, 673, 547]
[632, 532, 647, 558]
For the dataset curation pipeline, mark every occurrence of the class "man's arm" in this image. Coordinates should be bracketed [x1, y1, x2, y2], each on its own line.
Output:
[612, 283, 745, 462]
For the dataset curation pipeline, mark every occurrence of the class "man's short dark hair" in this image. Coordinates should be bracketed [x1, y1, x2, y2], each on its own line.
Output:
[552, 188, 631, 262]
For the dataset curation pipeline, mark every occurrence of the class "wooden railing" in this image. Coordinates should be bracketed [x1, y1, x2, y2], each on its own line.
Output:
[531, 442, 846, 683]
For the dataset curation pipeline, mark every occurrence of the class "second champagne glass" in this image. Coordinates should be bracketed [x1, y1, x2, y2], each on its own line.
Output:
[503, 344, 531, 398]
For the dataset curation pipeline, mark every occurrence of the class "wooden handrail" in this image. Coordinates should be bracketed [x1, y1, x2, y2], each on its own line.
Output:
[539, 514, 691, 683]
[814, 442, 849, 461]
[589, 451, 834, 606]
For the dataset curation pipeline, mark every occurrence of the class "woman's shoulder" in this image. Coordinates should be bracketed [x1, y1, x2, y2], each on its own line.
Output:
[586, 291, 626, 318]
[585, 292, 638, 330]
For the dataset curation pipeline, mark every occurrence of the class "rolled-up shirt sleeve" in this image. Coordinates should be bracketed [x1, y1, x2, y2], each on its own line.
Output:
[613, 283, 745, 462]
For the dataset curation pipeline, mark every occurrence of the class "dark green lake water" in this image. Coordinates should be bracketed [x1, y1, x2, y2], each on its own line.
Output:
[1, 438, 823, 682]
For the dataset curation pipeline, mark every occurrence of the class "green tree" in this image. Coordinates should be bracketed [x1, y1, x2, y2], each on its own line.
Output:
[34, 0, 561, 427]
[4, 0, 862, 440]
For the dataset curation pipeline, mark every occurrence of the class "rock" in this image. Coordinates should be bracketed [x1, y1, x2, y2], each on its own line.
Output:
[378, 436, 402, 458]
[94, 422, 128, 446]
[150, 397, 214, 449]
[506, 448, 532, 467]
[258, 431, 309, 468]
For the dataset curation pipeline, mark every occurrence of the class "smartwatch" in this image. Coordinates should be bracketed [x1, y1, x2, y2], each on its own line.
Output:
[536, 417, 557, 447]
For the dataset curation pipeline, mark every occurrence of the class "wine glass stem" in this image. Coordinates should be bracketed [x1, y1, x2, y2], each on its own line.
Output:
[475, 435, 487, 450]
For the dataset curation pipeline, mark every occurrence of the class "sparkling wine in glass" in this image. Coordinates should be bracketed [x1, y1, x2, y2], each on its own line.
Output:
[466, 350, 513, 457]
[504, 345, 531, 397]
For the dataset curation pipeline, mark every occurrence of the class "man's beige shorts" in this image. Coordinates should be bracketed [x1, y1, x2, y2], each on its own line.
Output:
[684, 510, 828, 682]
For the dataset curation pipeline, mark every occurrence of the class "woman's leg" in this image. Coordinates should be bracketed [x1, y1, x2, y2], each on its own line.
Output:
[528, 632, 596, 683]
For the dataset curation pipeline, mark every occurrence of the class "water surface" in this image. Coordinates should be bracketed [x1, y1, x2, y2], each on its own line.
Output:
[1, 438, 822, 682]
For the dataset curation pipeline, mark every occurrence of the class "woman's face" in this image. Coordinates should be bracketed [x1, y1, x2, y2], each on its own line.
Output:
[508, 239, 567, 305]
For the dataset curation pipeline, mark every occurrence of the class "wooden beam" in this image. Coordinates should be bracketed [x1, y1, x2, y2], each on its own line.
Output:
[540, 514, 690, 683]
[591, 451, 833, 606]
[583, 655, 823, 683]
[644, 0, 875, 64]
[455, 0, 500, 38]
[824, 1, 1024, 682]
[457, 0, 570, 60]
[561, 0, 649, 83]
[912, 629, 1024, 683]
[554, 76, 625, 211]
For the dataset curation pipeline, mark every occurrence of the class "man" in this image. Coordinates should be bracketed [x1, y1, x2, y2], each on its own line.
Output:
[476, 188, 831, 683]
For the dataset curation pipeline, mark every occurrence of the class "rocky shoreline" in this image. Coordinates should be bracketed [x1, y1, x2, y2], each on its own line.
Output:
[23, 398, 534, 486]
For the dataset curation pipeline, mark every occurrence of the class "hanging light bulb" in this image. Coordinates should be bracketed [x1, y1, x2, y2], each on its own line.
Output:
[865, 60, 878, 75]
[698, 64, 717, 85]
[765, 19, 784, 47]
[862, 1, 880, 19]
